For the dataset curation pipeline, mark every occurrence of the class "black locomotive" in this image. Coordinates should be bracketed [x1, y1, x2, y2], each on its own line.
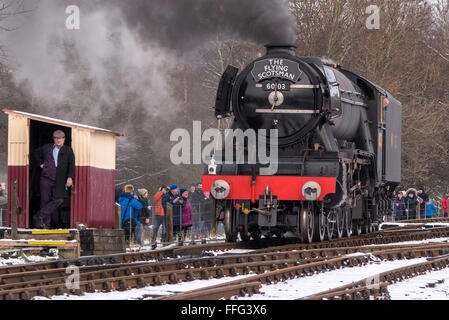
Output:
[202, 44, 401, 243]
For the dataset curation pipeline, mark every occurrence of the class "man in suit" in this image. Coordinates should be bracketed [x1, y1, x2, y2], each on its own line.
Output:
[33, 130, 75, 229]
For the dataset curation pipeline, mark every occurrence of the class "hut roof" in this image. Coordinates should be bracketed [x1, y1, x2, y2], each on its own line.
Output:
[3, 109, 123, 136]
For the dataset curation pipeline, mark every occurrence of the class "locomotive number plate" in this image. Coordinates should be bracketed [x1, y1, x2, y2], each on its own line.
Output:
[263, 81, 291, 91]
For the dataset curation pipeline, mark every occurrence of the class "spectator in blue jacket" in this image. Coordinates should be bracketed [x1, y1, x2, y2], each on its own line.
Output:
[119, 184, 143, 243]
[425, 198, 438, 218]
[393, 192, 406, 220]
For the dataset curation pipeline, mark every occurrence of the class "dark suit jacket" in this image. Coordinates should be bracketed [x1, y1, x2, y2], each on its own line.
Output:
[34, 144, 75, 199]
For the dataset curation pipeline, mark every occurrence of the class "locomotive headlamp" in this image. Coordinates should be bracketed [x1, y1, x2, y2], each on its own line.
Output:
[211, 180, 230, 199]
[302, 181, 321, 201]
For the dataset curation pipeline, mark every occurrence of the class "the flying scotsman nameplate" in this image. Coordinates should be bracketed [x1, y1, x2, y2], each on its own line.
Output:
[251, 58, 302, 82]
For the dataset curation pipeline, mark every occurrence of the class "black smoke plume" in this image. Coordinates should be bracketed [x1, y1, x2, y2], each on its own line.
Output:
[112, 0, 296, 51]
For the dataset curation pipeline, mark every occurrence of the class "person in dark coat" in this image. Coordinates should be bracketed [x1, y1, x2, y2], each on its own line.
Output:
[0, 182, 7, 207]
[405, 190, 418, 219]
[192, 183, 208, 237]
[417, 188, 429, 219]
[33, 130, 75, 229]
[393, 192, 406, 220]
[162, 184, 185, 240]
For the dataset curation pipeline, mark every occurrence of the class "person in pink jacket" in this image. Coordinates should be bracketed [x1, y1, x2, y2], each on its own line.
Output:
[180, 189, 193, 241]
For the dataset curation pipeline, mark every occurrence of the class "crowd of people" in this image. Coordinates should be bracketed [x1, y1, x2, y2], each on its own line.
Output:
[116, 182, 219, 248]
[392, 187, 448, 220]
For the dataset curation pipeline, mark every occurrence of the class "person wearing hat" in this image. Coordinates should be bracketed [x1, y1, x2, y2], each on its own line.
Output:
[417, 188, 428, 219]
[118, 184, 143, 243]
[32, 129, 75, 229]
[393, 192, 406, 220]
[162, 184, 185, 241]
[152, 185, 168, 248]
[180, 188, 193, 242]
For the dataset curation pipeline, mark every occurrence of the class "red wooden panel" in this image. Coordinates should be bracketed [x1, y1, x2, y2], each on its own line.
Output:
[71, 166, 115, 229]
[7, 165, 29, 228]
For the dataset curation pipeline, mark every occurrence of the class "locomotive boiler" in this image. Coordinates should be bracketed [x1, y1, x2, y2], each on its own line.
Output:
[202, 44, 401, 243]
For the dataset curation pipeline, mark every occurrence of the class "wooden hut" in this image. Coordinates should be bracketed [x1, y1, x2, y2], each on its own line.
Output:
[3, 109, 122, 229]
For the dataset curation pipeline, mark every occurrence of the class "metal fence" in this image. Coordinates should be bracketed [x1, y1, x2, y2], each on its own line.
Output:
[0, 206, 6, 227]
[393, 199, 447, 221]
[169, 200, 223, 239]
[143, 199, 224, 245]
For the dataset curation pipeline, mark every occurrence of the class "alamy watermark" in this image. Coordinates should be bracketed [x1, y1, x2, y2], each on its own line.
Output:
[65, 5, 80, 30]
[366, 5, 380, 30]
[170, 121, 279, 175]
[65, 265, 80, 290]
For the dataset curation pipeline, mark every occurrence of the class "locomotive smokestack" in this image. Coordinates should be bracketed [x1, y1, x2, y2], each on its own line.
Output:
[265, 44, 297, 56]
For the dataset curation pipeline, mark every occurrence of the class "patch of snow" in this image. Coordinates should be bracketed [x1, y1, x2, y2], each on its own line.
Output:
[236, 258, 427, 300]
[388, 268, 449, 300]
[204, 249, 256, 256]
[34, 275, 252, 300]
[363, 237, 449, 247]
[0, 255, 58, 266]
[343, 252, 366, 258]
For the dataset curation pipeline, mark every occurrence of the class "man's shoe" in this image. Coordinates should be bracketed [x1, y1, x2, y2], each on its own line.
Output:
[33, 213, 45, 229]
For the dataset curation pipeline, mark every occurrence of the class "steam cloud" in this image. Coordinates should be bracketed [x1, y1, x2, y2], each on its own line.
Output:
[2, 0, 296, 184]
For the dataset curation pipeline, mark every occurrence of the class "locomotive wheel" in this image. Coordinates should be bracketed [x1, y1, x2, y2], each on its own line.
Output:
[366, 220, 374, 233]
[300, 202, 314, 243]
[343, 207, 353, 238]
[239, 230, 250, 242]
[326, 211, 335, 240]
[224, 201, 237, 242]
[313, 211, 327, 242]
[335, 208, 344, 239]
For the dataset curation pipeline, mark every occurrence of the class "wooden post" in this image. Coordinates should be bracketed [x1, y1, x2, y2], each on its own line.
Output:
[115, 203, 121, 229]
[11, 180, 18, 240]
[166, 203, 173, 243]
[211, 199, 217, 238]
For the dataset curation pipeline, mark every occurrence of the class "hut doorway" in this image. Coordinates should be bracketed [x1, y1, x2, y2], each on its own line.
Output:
[29, 120, 72, 229]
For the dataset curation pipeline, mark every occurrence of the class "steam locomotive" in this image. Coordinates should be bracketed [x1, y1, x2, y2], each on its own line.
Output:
[202, 44, 401, 243]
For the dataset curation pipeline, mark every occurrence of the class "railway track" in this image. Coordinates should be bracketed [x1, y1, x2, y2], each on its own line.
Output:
[1, 224, 447, 277]
[160, 243, 449, 300]
[300, 253, 449, 300]
[0, 224, 448, 300]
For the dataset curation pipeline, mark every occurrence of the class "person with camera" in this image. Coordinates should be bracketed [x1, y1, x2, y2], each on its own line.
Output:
[136, 188, 151, 244]
[162, 184, 185, 242]
[118, 184, 143, 243]
[152, 185, 168, 248]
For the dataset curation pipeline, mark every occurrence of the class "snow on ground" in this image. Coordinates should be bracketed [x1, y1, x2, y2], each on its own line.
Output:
[236, 258, 428, 300]
[0, 254, 58, 266]
[380, 222, 449, 229]
[33, 258, 430, 300]
[33, 275, 251, 300]
[362, 237, 449, 247]
[204, 249, 256, 256]
[388, 268, 449, 300]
